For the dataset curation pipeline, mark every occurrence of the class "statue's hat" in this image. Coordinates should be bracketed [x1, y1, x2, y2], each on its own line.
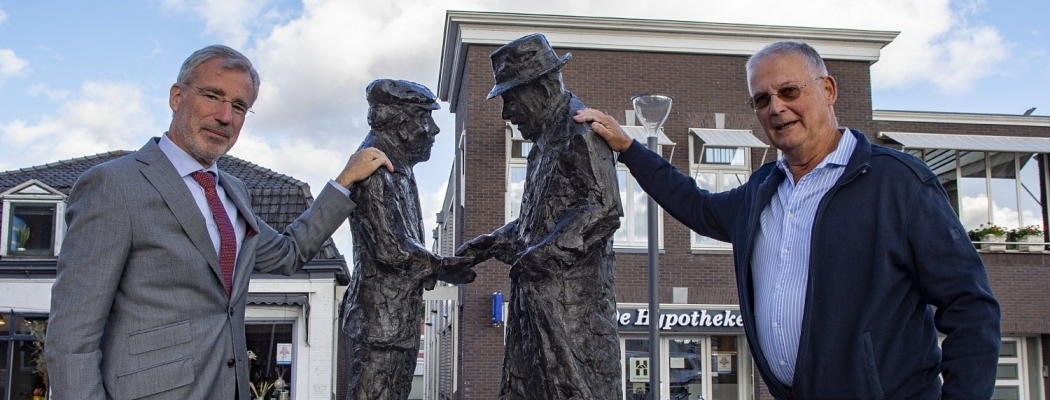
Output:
[366, 79, 440, 110]
[487, 33, 571, 99]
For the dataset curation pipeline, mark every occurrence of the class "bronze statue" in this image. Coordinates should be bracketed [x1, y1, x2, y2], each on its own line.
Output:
[457, 33, 624, 400]
[341, 79, 476, 400]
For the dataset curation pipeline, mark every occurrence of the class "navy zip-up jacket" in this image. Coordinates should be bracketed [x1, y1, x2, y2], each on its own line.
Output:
[618, 128, 1000, 399]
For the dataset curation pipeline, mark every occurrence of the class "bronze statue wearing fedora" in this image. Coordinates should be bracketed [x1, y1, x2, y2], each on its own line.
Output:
[458, 33, 625, 400]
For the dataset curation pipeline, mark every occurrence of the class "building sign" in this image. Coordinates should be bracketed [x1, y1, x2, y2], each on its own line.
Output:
[617, 307, 744, 332]
[628, 357, 650, 382]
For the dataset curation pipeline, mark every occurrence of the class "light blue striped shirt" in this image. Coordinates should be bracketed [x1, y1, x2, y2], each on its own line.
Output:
[752, 129, 856, 386]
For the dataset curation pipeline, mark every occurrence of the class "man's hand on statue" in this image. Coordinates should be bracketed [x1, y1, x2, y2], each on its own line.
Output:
[335, 147, 394, 187]
[436, 256, 477, 284]
[573, 108, 634, 152]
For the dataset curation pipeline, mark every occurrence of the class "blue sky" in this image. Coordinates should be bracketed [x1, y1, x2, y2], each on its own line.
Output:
[1, 0, 1047, 249]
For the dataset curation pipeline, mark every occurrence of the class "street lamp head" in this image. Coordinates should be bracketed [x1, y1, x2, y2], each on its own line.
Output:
[632, 94, 673, 137]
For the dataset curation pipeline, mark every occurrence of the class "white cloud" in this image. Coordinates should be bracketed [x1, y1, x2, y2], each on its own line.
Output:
[0, 7, 6, 25]
[161, 0, 268, 49]
[27, 83, 71, 101]
[0, 81, 159, 170]
[0, 49, 29, 84]
[868, 0, 1008, 92]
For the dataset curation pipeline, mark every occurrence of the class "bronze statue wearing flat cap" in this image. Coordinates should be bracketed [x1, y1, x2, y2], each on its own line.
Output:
[342, 79, 477, 400]
[458, 33, 625, 400]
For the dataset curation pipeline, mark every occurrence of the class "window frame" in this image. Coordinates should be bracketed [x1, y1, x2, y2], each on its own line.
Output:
[1, 180, 67, 258]
[688, 135, 752, 251]
[906, 148, 1049, 239]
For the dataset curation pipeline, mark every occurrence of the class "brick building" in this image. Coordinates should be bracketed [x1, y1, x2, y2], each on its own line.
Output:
[423, 11, 1050, 400]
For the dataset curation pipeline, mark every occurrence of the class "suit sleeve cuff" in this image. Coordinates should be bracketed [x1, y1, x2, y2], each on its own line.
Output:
[328, 180, 351, 197]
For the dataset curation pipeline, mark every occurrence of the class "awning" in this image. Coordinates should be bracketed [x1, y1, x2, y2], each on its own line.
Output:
[248, 294, 308, 306]
[620, 126, 675, 146]
[689, 128, 768, 148]
[508, 123, 675, 146]
[248, 293, 311, 345]
[879, 131, 1050, 153]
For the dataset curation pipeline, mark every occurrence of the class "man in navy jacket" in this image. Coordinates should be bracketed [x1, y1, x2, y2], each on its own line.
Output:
[575, 41, 1000, 399]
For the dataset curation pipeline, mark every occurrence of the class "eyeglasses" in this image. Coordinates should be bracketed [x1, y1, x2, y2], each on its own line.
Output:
[190, 85, 253, 117]
[746, 76, 825, 111]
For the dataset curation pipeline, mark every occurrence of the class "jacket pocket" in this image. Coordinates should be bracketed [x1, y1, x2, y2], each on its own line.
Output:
[862, 332, 886, 400]
[128, 320, 192, 355]
[115, 357, 194, 399]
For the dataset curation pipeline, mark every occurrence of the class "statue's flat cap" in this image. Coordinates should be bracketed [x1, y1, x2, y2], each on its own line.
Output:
[366, 79, 440, 110]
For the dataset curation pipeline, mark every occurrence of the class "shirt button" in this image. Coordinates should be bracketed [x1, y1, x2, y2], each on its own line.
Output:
[771, 322, 779, 328]
[776, 284, 782, 290]
[227, 358, 236, 367]
[779, 360, 787, 366]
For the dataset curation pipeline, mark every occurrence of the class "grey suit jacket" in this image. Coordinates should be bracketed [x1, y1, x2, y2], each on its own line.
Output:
[45, 137, 356, 400]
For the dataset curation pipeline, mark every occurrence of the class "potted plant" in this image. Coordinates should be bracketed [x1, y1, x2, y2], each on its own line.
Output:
[968, 223, 1008, 251]
[1011, 225, 1044, 252]
[15, 225, 30, 251]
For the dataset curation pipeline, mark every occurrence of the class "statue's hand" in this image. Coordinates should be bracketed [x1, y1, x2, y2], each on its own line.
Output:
[435, 256, 477, 284]
[455, 234, 497, 262]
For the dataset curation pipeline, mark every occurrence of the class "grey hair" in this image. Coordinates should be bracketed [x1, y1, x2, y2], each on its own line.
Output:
[176, 45, 261, 103]
[745, 41, 828, 87]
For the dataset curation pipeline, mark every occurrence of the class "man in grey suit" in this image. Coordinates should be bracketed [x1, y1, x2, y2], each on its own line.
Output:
[45, 44, 392, 400]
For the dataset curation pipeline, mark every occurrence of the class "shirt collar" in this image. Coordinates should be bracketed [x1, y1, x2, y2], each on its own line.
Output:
[775, 127, 857, 173]
[159, 133, 219, 177]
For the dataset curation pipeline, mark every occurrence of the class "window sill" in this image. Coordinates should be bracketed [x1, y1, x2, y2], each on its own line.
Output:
[690, 248, 734, 255]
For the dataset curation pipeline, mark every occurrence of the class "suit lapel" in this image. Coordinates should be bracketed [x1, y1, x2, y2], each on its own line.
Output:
[135, 139, 226, 287]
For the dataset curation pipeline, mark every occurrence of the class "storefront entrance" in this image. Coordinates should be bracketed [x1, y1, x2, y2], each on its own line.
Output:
[621, 334, 749, 400]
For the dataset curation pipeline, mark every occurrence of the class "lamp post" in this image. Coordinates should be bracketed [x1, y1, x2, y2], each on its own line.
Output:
[631, 94, 672, 400]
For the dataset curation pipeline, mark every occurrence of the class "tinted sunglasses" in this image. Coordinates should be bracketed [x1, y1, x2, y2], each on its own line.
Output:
[747, 76, 825, 110]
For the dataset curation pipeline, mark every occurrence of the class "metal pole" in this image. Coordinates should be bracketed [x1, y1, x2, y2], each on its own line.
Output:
[646, 135, 661, 400]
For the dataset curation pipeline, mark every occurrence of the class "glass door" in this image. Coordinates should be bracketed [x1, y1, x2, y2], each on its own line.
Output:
[667, 339, 704, 400]
[710, 335, 742, 400]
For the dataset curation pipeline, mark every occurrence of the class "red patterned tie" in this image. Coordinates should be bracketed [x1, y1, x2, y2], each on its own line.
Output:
[191, 171, 236, 296]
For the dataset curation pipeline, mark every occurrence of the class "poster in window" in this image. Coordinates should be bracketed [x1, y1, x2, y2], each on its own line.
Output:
[276, 343, 292, 365]
[716, 353, 733, 373]
[629, 357, 649, 382]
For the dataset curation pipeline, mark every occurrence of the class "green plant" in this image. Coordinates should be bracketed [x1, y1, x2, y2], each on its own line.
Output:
[1010, 225, 1044, 240]
[28, 321, 48, 395]
[15, 225, 30, 248]
[967, 223, 1008, 241]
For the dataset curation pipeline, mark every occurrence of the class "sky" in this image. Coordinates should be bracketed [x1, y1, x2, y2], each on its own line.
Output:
[1, 0, 1047, 254]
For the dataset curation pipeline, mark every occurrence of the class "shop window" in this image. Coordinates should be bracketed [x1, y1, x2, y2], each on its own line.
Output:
[1, 313, 49, 400]
[623, 338, 653, 399]
[1, 180, 66, 258]
[621, 334, 750, 400]
[246, 322, 294, 400]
